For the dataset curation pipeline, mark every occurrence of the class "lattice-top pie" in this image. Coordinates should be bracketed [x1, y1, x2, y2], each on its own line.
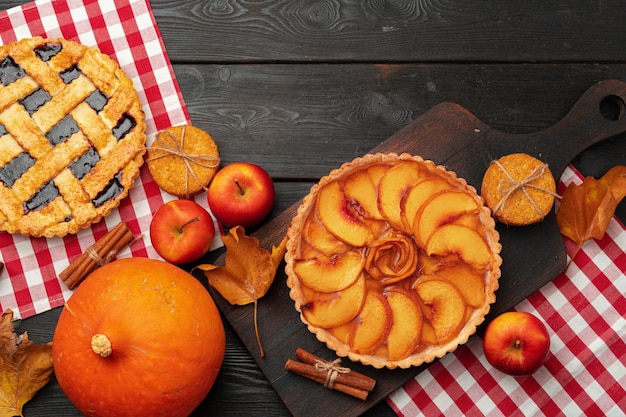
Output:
[285, 153, 502, 369]
[0, 37, 146, 237]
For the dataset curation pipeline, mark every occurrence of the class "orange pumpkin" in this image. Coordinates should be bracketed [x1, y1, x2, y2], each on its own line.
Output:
[52, 257, 226, 417]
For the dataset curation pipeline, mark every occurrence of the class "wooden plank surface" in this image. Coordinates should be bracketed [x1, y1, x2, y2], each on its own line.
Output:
[150, 0, 626, 63]
[1, 0, 624, 416]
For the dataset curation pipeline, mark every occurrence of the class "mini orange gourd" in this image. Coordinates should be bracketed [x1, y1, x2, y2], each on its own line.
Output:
[52, 257, 225, 417]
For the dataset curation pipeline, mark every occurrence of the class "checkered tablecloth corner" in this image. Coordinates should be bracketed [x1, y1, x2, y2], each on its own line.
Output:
[0, 0, 222, 320]
[387, 165, 626, 416]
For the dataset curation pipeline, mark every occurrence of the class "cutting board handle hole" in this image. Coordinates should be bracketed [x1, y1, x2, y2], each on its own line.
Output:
[599, 95, 625, 121]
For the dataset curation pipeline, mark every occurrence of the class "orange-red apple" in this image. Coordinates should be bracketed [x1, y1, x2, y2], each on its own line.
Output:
[483, 311, 550, 376]
[150, 199, 215, 264]
[207, 162, 274, 228]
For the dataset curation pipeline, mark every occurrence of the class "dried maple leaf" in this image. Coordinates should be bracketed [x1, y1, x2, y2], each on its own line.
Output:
[196, 226, 287, 357]
[0, 309, 53, 417]
[556, 165, 626, 262]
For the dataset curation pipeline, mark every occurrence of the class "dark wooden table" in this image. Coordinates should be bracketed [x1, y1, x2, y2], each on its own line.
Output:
[3, 0, 625, 416]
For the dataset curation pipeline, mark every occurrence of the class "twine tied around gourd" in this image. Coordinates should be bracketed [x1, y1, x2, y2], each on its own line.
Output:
[492, 159, 560, 219]
[314, 358, 351, 389]
[146, 126, 220, 198]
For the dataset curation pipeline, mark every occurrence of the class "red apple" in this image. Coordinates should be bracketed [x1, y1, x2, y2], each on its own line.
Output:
[207, 162, 274, 228]
[483, 311, 550, 376]
[149, 199, 215, 265]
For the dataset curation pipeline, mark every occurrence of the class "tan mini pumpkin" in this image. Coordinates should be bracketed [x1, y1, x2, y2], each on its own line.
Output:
[52, 257, 225, 417]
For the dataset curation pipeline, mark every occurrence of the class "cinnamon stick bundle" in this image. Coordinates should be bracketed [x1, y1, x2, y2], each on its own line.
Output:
[59, 221, 135, 289]
[285, 348, 376, 400]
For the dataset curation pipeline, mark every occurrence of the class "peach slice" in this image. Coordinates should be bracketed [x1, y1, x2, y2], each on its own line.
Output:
[367, 163, 389, 187]
[293, 251, 365, 293]
[377, 160, 424, 230]
[316, 180, 376, 247]
[453, 211, 483, 232]
[425, 224, 493, 271]
[385, 289, 423, 360]
[421, 321, 438, 346]
[415, 278, 466, 344]
[435, 263, 486, 308]
[401, 178, 451, 231]
[414, 190, 481, 246]
[298, 244, 324, 259]
[303, 211, 349, 255]
[301, 275, 366, 329]
[351, 291, 392, 354]
[343, 169, 384, 220]
[417, 252, 442, 275]
[329, 321, 353, 345]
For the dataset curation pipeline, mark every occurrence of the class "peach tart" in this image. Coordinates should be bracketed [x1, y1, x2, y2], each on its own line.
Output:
[285, 153, 502, 369]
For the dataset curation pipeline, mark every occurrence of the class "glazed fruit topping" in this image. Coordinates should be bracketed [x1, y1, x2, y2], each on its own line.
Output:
[34, 42, 62, 61]
[291, 158, 499, 363]
[60, 66, 82, 84]
[0, 56, 25, 85]
[47, 115, 79, 145]
[24, 181, 59, 213]
[93, 173, 123, 208]
[19, 88, 51, 115]
[112, 114, 136, 139]
[85, 90, 108, 112]
[69, 147, 101, 180]
[0, 152, 35, 187]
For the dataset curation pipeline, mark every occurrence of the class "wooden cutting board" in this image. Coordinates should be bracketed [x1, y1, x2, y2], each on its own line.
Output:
[208, 79, 626, 417]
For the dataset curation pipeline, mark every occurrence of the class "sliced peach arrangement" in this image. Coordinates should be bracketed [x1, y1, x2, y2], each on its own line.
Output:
[415, 277, 466, 344]
[300, 274, 367, 329]
[414, 189, 481, 244]
[302, 210, 349, 256]
[377, 160, 425, 229]
[293, 251, 365, 293]
[401, 178, 451, 231]
[426, 224, 493, 271]
[385, 288, 423, 361]
[316, 180, 381, 247]
[286, 153, 502, 369]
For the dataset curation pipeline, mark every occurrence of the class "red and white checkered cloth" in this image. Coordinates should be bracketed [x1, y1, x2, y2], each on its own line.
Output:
[388, 165, 626, 416]
[0, 0, 222, 319]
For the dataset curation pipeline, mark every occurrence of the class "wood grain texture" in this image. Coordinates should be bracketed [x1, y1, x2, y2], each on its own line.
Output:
[151, 0, 626, 63]
[2, 0, 624, 416]
[175, 62, 626, 177]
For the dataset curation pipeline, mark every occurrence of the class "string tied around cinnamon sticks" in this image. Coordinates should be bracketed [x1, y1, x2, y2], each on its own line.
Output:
[285, 348, 376, 400]
[59, 221, 139, 290]
[146, 126, 220, 198]
[314, 357, 351, 389]
[492, 160, 561, 220]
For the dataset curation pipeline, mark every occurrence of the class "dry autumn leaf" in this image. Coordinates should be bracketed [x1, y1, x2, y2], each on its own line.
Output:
[0, 309, 53, 417]
[556, 165, 626, 262]
[599, 165, 626, 201]
[196, 226, 287, 357]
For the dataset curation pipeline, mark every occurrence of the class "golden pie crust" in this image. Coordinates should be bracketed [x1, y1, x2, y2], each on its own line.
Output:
[285, 153, 502, 369]
[0, 37, 146, 237]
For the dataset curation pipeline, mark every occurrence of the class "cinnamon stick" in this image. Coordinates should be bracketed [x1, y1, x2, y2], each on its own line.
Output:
[285, 359, 370, 400]
[284, 348, 377, 400]
[60, 221, 135, 289]
[295, 348, 376, 392]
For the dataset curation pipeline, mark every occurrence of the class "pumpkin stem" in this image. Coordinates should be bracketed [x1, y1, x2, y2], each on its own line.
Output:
[91, 334, 112, 357]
